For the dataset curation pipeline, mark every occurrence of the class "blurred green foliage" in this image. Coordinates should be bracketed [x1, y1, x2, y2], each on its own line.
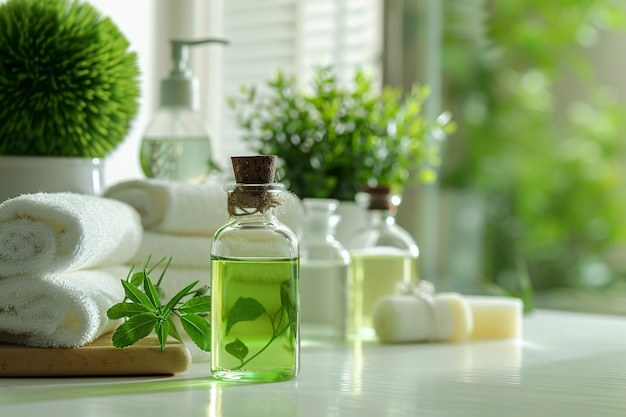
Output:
[229, 66, 453, 201]
[440, 0, 626, 289]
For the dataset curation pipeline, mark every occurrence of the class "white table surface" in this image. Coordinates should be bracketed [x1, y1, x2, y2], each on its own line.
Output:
[1, 309, 625, 416]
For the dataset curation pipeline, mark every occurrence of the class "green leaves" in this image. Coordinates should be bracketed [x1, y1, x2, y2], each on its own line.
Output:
[180, 296, 212, 314]
[224, 282, 297, 369]
[229, 65, 453, 200]
[107, 258, 211, 352]
[106, 302, 151, 320]
[225, 338, 249, 362]
[111, 314, 159, 349]
[120, 279, 152, 307]
[181, 313, 212, 352]
[226, 297, 266, 335]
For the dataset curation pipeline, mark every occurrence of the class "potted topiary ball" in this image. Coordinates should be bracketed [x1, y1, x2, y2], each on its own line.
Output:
[0, 0, 140, 201]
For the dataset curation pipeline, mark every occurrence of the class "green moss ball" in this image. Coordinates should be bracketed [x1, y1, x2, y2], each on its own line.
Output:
[0, 0, 141, 157]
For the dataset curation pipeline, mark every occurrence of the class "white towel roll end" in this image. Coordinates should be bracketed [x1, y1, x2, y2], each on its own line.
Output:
[372, 296, 430, 343]
[433, 292, 473, 342]
[372, 292, 472, 343]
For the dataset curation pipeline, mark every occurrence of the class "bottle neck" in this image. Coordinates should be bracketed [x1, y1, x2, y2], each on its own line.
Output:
[230, 207, 278, 223]
[355, 187, 401, 228]
[226, 183, 285, 219]
[366, 209, 396, 227]
[304, 214, 337, 238]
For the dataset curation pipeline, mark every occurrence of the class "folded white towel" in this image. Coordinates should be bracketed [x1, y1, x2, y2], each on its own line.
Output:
[0, 266, 127, 348]
[131, 231, 211, 269]
[0, 192, 142, 277]
[104, 179, 227, 235]
[104, 178, 304, 237]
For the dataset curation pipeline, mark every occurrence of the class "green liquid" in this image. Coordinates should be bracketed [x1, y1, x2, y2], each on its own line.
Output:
[348, 250, 417, 338]
[211, 256, 299, 382]
[140, 136, 212, 183]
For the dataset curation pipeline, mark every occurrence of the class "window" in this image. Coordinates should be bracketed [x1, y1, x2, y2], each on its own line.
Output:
[86, 0, 382, 183]
[219, 0, 382, 157]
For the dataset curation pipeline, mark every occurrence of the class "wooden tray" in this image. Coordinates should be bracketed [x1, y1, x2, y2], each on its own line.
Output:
[0, 333, 192, 377]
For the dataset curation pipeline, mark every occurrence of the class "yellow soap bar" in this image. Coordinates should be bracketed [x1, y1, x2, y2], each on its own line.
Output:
[465, 295, 523, 340]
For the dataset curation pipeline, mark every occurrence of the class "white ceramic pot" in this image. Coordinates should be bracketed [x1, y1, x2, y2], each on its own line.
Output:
[0, 156, 104, 202]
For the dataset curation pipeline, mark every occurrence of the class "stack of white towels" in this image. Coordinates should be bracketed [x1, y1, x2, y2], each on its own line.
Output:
[0, 192, 142, 348]
[104, 179, 227, 300]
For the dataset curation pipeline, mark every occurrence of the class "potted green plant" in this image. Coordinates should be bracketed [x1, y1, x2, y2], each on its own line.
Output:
[0, 0, 140, 200]
[228, 66, 453, 203]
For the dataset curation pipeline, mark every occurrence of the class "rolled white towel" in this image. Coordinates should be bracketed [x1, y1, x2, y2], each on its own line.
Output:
[131, 231, 211, 269]
[0, 266, 127, 348]
[104, 179, 227, 235]
[372, 293, 473, 343]
[0, 193, 142, 277]
[104, 178, 304, 237]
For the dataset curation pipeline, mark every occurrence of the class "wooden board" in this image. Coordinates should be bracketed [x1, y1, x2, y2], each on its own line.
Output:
[0, 333, 192, 377]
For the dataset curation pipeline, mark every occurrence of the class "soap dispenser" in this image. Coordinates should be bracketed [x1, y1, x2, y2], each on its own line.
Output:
[140, 38, 228, 183]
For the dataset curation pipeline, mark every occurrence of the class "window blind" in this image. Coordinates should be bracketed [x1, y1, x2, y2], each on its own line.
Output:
[219, 0, 382, 158]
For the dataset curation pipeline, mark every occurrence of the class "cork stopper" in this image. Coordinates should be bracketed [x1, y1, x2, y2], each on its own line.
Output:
[231, 155, 277, 184]
[227, 155, 284, 216]
[363, 186, 392, 210]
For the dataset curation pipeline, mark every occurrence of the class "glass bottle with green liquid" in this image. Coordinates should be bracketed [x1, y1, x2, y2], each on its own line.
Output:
[345, 186, 419, 340]
[210, 155, 300, 382]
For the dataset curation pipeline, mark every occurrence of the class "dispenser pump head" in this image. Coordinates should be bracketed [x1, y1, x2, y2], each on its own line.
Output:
[160, 38, 229, 109]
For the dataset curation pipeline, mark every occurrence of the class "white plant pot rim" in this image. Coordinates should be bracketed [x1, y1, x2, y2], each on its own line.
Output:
[0, 155, 105, 202]
[0, 155, 103, 166]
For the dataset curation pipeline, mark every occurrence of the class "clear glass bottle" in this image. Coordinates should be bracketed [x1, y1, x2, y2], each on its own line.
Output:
[345, 186, 419, 339]
[140, 108, 212, 183]
[140, 39, 227, 183]
[300, 199, 351, 342]
[210, 155, 300, 382]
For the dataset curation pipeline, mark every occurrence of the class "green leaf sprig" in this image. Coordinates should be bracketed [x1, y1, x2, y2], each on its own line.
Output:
[224, 281, 296, 370]
[107, 257, 211, 352]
